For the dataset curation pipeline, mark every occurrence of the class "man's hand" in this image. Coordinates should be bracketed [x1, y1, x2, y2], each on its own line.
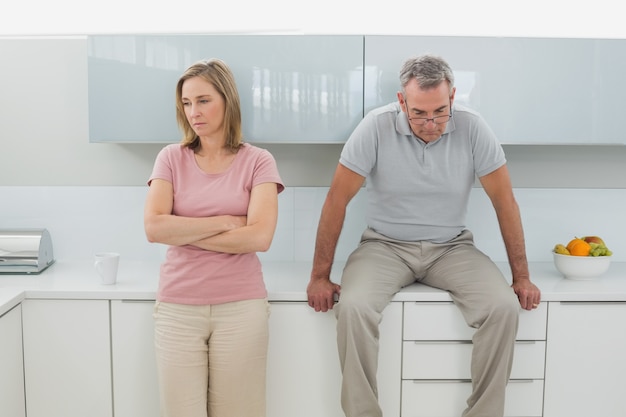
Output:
[512, 279, 541, 311]
[307, 279, 341, 312]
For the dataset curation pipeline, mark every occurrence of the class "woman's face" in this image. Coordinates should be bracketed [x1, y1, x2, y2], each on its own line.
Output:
[181, 76, 226, 139]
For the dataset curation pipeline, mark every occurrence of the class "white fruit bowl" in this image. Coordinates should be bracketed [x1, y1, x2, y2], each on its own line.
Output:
[553, 252, 612, 280]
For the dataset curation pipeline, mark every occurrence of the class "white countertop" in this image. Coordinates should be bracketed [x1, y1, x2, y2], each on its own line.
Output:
[2, 259, 626, 316]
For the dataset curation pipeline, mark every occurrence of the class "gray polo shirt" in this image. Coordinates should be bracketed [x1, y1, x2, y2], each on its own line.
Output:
[340, 102, 506, 243]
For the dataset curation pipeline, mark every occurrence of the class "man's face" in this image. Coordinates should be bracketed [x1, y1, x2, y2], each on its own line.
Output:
[398, 79, 456, 143]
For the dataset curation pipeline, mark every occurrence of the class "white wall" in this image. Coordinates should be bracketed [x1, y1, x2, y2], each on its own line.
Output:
[2, 0, 626, 39]
[1, 2, 625, 267]
[2, 186, 625, 264]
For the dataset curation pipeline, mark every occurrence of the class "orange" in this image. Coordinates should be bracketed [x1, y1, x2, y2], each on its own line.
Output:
[566, 238, 591, 256]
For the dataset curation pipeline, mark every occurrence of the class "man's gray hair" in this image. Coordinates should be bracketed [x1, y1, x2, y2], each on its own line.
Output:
[399, 54, 455, 92]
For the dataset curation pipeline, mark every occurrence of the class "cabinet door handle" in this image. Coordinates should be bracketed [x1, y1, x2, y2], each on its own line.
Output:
[559, 301, 626, 305]
[410, 379, 536, 384]
[411, 379, 472, 383]
[410, 301, 451, 305]
[410, 340, 537, 344]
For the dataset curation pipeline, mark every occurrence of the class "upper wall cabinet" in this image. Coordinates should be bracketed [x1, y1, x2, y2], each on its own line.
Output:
[365, 35, 626, 145]
[88, 34, 626, 145]
[87, 35, 364, 143]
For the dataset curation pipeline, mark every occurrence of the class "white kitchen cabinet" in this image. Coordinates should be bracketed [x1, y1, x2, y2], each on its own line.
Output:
[401, 302, 547, 417]
[402, 340, 546, 380]
[365, 36, 626, 144]
[22, 299, 112, 417]
[109, 299, 402, 417]
[403, 301, 547, 341]
[87, 35, 364, 144]
[110, 300, 160, 417]
[267, 302, 402, 417]
[544, 301, 626, 417]
[402, 379, 545, 417]
[86, 34, 626, 145]
[108, 298, 403, 417]
[0, 304, 26, 417]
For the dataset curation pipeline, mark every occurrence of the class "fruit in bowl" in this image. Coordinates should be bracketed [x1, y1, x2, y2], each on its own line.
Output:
[552, 236, 613, 280]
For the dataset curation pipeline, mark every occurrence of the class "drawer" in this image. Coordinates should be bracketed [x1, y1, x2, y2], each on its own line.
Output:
[401, 379, 544, 417]
[403, 302, 547, 341]
[402, 341, 545, 380]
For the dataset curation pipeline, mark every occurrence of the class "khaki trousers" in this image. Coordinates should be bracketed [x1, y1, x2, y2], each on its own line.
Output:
[335, 229, 520, 417]
[153, 299, 270, 417]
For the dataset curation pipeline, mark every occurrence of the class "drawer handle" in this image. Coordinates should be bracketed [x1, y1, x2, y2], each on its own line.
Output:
[410, 340, 537, 345]
[410, 379, 536, 384]
[408, 301, 451, 306]
[559, 301, 626, 305]
[411, 379, 472, 384]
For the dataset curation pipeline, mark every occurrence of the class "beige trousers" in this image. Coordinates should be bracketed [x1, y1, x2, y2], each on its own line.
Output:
[153, 299, 270, 417]
[335, 229, 520, 417]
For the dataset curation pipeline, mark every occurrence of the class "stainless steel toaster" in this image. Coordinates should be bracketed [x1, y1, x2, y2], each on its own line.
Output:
[0, 228, 55, 274]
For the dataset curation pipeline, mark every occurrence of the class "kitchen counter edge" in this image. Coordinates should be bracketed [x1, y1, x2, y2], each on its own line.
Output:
[2, 259, 626, 316]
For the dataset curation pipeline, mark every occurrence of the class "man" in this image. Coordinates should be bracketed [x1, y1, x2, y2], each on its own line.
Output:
[306, 54, 541, 417]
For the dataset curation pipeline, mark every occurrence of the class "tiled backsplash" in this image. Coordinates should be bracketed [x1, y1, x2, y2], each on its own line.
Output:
[1, 186, 624, 263]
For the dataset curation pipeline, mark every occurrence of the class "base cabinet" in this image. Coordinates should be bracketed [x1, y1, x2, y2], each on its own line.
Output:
[0, 304, 26, 417]
[267, 302, 402, 417]
[110, 300, 160, 417]
[12, 294, 626, 417]
[402, 379, 544, 417]
[401, 302, 547, 417]
[22, 299, 112, 417]
[107, 300, 403, 417]
[544, 301, 626, 417]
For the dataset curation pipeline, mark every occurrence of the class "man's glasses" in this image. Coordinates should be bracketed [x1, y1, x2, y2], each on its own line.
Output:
[404, 95, 452, 126]
[407, 114, 452, 125]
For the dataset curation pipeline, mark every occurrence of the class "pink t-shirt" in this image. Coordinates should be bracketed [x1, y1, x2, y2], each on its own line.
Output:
[148, 143, 284, 305]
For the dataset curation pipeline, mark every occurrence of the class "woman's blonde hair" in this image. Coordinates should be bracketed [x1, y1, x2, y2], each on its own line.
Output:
[175, 58, 243, 151]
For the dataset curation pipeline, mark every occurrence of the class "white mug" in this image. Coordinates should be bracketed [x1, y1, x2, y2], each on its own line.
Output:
[94, 252, 120, 285]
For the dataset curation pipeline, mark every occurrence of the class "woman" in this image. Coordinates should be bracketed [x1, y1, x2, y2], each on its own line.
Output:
[144, 58, 284, 417]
